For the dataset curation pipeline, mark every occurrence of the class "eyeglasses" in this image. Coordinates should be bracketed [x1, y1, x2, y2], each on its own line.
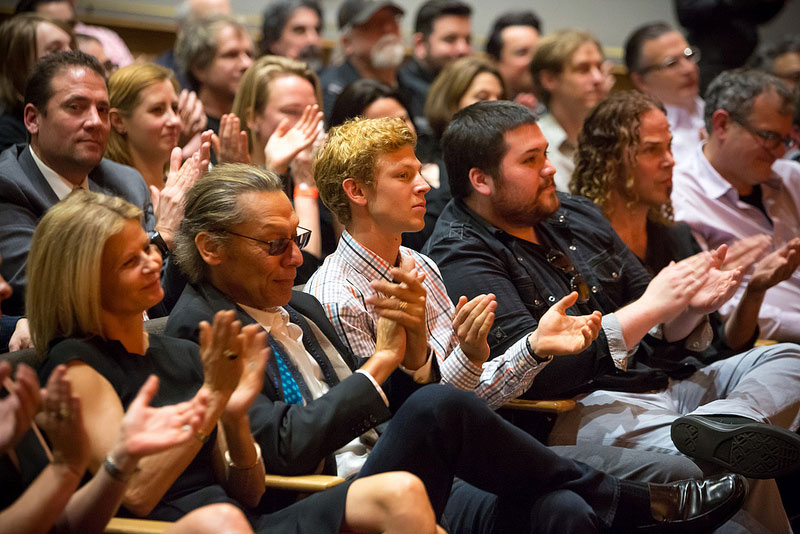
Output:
[729, 114, 796, 152]
[546, 248, 590, 304]
[222, 227, 311, 255]
[638, 46, 701, 74]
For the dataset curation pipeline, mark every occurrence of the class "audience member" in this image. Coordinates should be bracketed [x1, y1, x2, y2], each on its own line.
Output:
[26, 189, 437, 533]
[175, 15, 254, 137]
[307, 116, 601, 408]
[749, 33, 800, 90]
[672, 68, 800, 343]
[327, 79, 441, 249]
[14, 0, 134, 68]
[486, 10, 542, 110]
[319, 0, 404, 117]
[155, 0, 232, 89]
[397, 0, 472, 137]
[0, 51, 191, 318]
[625, 22, 704, 169]
[0, 13, 73, 152]
[530, 29, 609, 191]
[572, 90, 800, 367]
[675, 0, 787, 93]
[423, 101, 800, 500]
[259, 0, 324, 71]
[0, 258, 252, 534]
[107, 64, 187, 191]
[76, 33, 116, 76]
[228, 55, 325, 276]
[164, 161, 745, 534]
[327, 78, 413, 130]
[425, 55, 505, 154]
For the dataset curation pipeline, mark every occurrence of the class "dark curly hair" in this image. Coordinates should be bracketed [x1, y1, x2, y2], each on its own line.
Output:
[571, 91, 672, 223]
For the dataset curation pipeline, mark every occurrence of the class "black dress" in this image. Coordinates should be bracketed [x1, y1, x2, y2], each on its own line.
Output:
[39, 333, 350, 533]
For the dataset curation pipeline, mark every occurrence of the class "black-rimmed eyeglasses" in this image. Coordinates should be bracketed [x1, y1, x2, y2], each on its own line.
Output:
[222, 227, 311, 256]
[546, 248, 591, 304]
[729, 114, 796, 152]
[638, 47, 701, 75]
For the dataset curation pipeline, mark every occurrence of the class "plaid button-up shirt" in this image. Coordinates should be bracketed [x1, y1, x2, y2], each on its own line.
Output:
[305, 231, 548, 409]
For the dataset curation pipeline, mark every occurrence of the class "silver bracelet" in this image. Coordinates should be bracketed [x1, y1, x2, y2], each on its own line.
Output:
[103, 453, 138, 483]
[224, 443, 262, 470]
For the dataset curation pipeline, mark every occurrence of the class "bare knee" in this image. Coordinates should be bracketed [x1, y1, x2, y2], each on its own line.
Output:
[346, 472, 438, 534]
[169, 503, 252, 534]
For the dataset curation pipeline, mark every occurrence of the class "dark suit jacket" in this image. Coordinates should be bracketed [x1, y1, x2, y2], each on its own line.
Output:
[0, 144, 185, 316]
[165, 282, 421, 477]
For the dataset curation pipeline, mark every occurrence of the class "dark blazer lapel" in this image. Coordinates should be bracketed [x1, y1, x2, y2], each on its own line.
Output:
[18, 145, 60, 207]
[284, 305, 342, 387]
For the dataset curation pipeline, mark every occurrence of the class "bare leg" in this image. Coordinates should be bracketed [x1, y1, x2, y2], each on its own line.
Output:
[341, 472, 442, 534]
[166, 503, 253, 534]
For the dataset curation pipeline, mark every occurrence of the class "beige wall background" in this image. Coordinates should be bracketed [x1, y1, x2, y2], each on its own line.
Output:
[0, 0, 797, 60]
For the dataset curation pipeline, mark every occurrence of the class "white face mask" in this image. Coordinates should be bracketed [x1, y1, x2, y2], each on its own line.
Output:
[370, 34, 405, 69]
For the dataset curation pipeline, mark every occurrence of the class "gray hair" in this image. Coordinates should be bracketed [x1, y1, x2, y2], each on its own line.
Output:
[704, 68, 795, 132]
[174, 14, 248, 91]
[174, 163, 283, 283]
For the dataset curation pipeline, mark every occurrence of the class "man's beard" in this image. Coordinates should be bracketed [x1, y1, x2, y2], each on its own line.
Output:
[370, 34, 405, 70]
[297, 45, 323, 71]
[492, 178, 559, 228]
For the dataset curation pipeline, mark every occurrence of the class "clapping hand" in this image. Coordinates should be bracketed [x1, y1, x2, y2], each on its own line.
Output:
[115, 375, 207, 461]
[722, 234, 771, 272]
[151, 136, 211, 248]
[0, 362, 39, 453]
[687, 245, 743, 314]
[641, 251, 713, 324]
[223, 325, 269, 423]
[177, 89, 208, 148]
[453, 294, 497, 365]
[39, 365, 89, 476]
[367, 257, 428, 370]
[529, 292, 602, 357]
[748, 237, 800, 293]
[264, 105, 323, 174]
[212, 114, 250, 165]
[199, 310, 245, 396]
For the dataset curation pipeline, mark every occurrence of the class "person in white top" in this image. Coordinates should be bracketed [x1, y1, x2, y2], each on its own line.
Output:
[625, 22, 704, 171]
[529, 29, 610, 191]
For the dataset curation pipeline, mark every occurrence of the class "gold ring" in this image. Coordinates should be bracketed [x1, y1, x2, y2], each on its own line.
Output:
[223, 350, 238, 360]
[57, 405, 70, 420]
[398, 301, 408, 312]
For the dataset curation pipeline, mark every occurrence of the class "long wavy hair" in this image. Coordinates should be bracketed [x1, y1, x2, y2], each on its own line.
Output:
[571, 90, 672, 224]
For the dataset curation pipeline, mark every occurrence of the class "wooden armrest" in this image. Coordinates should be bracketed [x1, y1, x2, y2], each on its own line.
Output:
[105, 517, 174, 534]
[264, 474, 345, 492]
[503, 399, 576, 413]
[754, 339, 778, 347]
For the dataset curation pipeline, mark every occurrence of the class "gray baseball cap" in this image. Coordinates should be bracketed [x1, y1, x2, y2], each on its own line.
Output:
[338, 0, 404, 30]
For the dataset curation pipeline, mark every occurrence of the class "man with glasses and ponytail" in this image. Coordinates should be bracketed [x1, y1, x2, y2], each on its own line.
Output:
[672, 68, 800, 345]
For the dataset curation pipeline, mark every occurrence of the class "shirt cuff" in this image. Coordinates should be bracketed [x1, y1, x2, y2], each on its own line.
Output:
[399, 346, 437, 384]
[439, 346, 482, 391]
[354, 369, 390, 407]
[602, 313, 631, 371]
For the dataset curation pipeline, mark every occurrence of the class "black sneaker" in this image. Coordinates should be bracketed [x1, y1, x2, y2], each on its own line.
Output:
[671, 414, 800, 479]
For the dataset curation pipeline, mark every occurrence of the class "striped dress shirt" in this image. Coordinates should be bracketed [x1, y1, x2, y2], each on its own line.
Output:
[305, 230, 549, 409]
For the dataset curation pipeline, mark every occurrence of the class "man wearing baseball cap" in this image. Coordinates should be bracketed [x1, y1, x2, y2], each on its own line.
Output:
[319, 0, 405, 116]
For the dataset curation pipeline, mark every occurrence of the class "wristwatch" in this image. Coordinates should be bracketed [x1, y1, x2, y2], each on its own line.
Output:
[148, 230, 169, 258]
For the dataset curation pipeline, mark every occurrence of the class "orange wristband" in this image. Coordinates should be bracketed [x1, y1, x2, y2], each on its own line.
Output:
[294, 184, 319, 199]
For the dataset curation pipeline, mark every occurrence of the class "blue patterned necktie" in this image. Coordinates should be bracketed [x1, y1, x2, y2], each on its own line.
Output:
[269, 339, 303, 405]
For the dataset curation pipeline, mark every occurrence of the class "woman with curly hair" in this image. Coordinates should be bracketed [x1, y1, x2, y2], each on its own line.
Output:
[571, 90, 799, 359]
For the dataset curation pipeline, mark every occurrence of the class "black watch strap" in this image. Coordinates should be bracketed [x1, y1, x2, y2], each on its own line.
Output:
[149, 231, 169, 257]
